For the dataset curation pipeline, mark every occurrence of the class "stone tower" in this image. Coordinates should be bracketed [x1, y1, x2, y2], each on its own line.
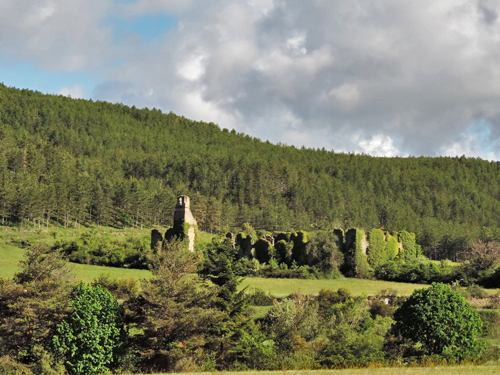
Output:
[173, 195, 198, 252]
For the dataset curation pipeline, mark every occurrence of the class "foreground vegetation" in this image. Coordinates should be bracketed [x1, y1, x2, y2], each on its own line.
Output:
[2, 236, 499, 375]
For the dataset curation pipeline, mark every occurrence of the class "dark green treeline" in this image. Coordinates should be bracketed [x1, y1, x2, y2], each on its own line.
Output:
[1, 84, 500, 259]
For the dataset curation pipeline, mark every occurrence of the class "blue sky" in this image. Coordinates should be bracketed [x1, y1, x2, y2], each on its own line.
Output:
[0, 8, 178, 99]
[0, 60, 96, 99]
[108, 13, 178, 46]
[1, 0, 500, 160]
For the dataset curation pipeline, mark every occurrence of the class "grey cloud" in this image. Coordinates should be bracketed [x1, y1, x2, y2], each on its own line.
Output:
[4, 0, 500, 157]
[165, 0, 500, 156]
[0, 0, 115, 71]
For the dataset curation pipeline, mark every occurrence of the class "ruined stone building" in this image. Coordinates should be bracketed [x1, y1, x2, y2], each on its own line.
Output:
[173, 195, 197, 251]
[150, 195, 198, 252]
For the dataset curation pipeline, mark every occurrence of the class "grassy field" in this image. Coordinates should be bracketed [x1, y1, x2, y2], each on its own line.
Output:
[0, 225, 153, 248]
[0, 242, 152, 282]
[241, 277, 428, 297]
[0, 225, 433, 296]
[144, 364, 500, 375]
[0, 243, 427, 296]
[0, 242, 25, 279]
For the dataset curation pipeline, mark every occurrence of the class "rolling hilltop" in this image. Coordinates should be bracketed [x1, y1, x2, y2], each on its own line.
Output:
[1, 84, 500, 259]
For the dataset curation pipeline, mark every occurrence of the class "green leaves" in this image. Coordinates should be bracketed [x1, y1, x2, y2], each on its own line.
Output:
[391, 283, 484, 359]
[367, 228, 387, 268]
[52, 282, 125, 375]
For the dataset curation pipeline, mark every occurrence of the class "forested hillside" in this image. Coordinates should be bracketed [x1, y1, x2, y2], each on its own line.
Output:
[1, 84, 500, 259]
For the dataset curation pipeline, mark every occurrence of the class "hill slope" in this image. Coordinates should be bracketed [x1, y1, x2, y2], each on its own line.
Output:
[1, 84, 500, 258]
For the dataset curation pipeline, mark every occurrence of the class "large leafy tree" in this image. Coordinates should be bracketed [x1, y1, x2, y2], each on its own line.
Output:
[52, 282, 125, 375]
[391, 283, 484, 358]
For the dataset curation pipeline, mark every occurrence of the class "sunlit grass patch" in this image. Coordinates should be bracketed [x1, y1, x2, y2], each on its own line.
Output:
[240, 277, 428, 298]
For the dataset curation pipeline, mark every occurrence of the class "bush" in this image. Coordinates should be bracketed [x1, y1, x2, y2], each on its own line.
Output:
[367, 229, 387, 267]
[391, 283, 484, 359]
[466, 284, 489, 299]
[320, 316, 391, 369]
[0, 356, 33, 375]
[53, 282, 126, 375]
[91, 274, 140, 300]
[317, 288, 352, 315]
[369, 300, 395, 319]
[246, 287, 276, 306]
[258, 265, 310, 279]
[53, 235, 151, 269]
[263, 296, 319, 352]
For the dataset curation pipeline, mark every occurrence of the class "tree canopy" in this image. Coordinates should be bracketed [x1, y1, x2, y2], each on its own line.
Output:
[2, 84, 500, 259]
[391, 283, 484, 358]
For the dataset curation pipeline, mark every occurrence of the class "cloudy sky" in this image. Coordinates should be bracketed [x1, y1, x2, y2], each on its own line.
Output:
[2, 0, 500, 159]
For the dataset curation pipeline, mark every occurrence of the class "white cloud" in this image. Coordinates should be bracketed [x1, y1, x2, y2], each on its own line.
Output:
[286, 33, 307, 56]
[0, 0, 114, 71]
[354, 134, 405, 157]
[6, 0, 500, 157]
[177, 54, 205, 81]
[58, 84, 85, 99]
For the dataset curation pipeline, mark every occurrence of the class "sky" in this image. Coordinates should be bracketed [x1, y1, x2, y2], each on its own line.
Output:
[2, 0, 500, 159]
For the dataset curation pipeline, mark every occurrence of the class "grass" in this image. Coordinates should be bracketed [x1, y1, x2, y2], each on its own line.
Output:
[0, 224, 432, 296]
[0, 242, 25, 279]
[0, 225, 493, 299]
[241, 277, 429, 297]
[144, 364, 500, 375]
[70, 263, 152, 283]
[248, 305, 272, 319]
[0, 242, 152, 282]
[0, 224, 217, 282]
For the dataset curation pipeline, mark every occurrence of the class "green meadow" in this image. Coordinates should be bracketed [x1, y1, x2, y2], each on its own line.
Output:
[0, 241, 424, 294]
[0, 226, 430, 294]
[241, 276, 427, 298]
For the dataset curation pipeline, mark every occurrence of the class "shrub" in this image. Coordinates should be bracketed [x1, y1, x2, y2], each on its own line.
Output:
[464, 240, 500, 271]
[53, 282, 126, 375]
[246, 287, 276, 306]
[399, 231, 417, 263]
[263, 296, 319, 352]
[253, 239, 274, 264]
[0, 356, 33, 375]
[290, 231, 308, 266]
[91, 274, 140, 299]
[274, 239, 293, 265]
[317, 288, 352, 315]
[320, 316, 391, 369]
[391, 283, 484, 359]
[385, 234, 400, 260]
[369, 300, 395, 319]
[0, 244, 74, 365]
[367, 229, 387, 267]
